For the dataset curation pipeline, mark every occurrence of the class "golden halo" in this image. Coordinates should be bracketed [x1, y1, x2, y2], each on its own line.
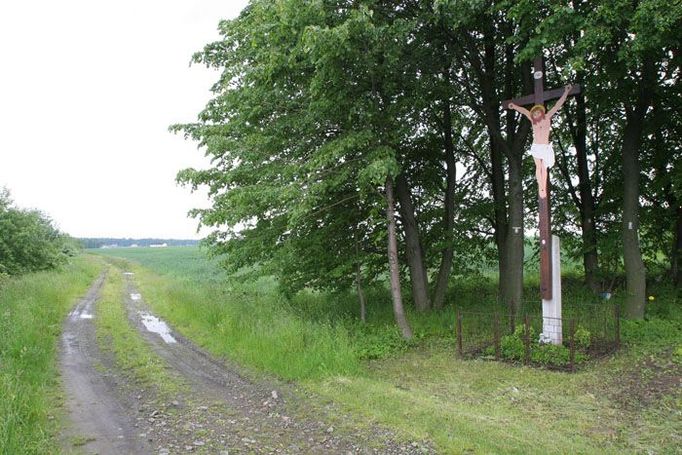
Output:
[530, 104, 546, 115]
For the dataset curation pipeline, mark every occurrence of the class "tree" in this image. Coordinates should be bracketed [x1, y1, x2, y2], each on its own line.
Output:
[173, 1, 418, 335]
[0, 188, 73, 276]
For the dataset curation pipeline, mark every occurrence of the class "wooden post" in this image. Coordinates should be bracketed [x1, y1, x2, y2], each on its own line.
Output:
[509, 305, 516, 334]
[456, 310, 463, 358]
[569, 318, 576, 372]
[523, 315, 531, 365]
[538, 190, 553, 299]
[493, 313, 501, 360]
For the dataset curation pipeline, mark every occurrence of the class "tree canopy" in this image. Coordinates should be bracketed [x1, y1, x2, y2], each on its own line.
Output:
[174, 0, 681, 331]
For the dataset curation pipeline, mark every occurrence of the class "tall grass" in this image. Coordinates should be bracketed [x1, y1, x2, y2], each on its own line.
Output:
[111, 257, 361, 380]
[96, 247, 461, 378]
[0, 256, 102, 455]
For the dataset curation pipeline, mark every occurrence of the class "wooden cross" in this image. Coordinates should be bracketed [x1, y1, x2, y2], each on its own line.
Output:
[502, 56, 581, 300]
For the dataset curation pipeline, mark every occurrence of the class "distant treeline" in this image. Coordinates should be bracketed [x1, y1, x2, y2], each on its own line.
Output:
[79, 238, 200, 249]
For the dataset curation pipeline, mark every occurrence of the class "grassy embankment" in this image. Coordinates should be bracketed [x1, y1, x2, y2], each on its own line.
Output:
[0, 256, 102, 455]
[96, 247, 681, 454]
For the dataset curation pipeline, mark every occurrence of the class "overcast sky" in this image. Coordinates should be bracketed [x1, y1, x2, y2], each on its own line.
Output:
[0, 0, 249, 239]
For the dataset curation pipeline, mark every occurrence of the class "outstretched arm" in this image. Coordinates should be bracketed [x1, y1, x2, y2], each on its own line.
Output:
[547, 84, 572, 118]
[508, 102, 532, 121]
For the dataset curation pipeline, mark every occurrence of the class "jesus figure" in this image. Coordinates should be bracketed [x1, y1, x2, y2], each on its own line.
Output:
[508, 84, 573, 199]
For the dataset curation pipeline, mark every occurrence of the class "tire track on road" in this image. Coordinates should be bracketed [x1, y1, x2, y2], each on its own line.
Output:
[59, 271, 151, 454]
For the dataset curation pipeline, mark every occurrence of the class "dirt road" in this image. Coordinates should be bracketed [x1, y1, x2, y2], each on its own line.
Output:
[59, 271, 433, 454]
[59, 272, 151, 454]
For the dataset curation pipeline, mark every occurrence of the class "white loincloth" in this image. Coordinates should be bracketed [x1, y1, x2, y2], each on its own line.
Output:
[530, 143, 555, 168]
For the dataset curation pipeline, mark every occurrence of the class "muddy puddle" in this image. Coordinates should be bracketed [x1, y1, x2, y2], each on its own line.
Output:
[139, 312, 176, 344]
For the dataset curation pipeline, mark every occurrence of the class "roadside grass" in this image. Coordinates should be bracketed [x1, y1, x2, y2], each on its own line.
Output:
[94, 267, 182, 397]
[0, 256, 102, 455]
[120, 261, 361, 380]
[96, 246, 361, 380]
[310, 342, 681, 454]
[94, 247, 681, 453]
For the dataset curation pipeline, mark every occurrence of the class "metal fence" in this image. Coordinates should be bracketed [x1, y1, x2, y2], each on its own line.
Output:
[455, 304, 621, 372]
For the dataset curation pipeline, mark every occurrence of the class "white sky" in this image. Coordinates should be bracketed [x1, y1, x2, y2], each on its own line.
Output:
[0, 0, 249, 239]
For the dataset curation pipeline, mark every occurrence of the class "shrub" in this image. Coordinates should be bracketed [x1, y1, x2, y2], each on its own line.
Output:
[353, 325, 414, 360]
[573, 326, 591, 350]
[0, 188, 74, 276]
[486, 323, 589, 367]
[493, 324, 534, 361]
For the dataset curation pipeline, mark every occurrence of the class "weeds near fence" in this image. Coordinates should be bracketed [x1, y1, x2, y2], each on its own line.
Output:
[455, 304, 621, 371]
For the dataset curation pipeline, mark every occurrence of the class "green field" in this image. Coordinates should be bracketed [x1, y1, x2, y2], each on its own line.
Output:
[94, 246, 682, 454]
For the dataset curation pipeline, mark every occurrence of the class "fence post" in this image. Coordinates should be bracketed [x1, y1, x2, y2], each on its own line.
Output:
[509, 304, 516, 334]
[456, 309, 463, 358]
[569, 318, 576, 372]
[614, 304, 621, 349]
[493, 313, 501, 360]
[523, 315, 531, 365]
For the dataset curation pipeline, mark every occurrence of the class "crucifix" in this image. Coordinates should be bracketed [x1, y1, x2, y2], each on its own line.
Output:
[502, 56, 581, 343]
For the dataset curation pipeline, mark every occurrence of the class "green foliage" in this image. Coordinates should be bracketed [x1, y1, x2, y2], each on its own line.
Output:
[352, 324, 414, 360]
[532, 344, 587, 367]
[499, 331, 525, 361]
[621, 318, 682, 346]
[497, 324, 534, 361]
[574, 326, 592, 350]
[0, 188, 75, 276]
[490, 323, 590, 366]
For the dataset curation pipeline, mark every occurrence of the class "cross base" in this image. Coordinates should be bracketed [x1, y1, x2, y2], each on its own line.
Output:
[540, 235, 562, 345]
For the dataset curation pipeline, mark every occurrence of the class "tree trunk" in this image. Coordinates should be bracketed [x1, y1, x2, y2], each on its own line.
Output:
[490, 133, 509, 306]
[505, 153, 525, 314]
[386, 177, 413, 339]
[573, 94, 600, 292]
[356, 262, 367, 323]
[621, 58, 655, 319]
[395, 174, 431, 311]
[432, 93, 457, 309]
[621, 111, 647, 318]
[673, 205, 682, 287]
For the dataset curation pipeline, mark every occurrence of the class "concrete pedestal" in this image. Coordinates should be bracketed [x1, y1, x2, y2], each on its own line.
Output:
[540, 235, 562, 345]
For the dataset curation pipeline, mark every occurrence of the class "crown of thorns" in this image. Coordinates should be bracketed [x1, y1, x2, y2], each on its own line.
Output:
[530, 104, 546, 115]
